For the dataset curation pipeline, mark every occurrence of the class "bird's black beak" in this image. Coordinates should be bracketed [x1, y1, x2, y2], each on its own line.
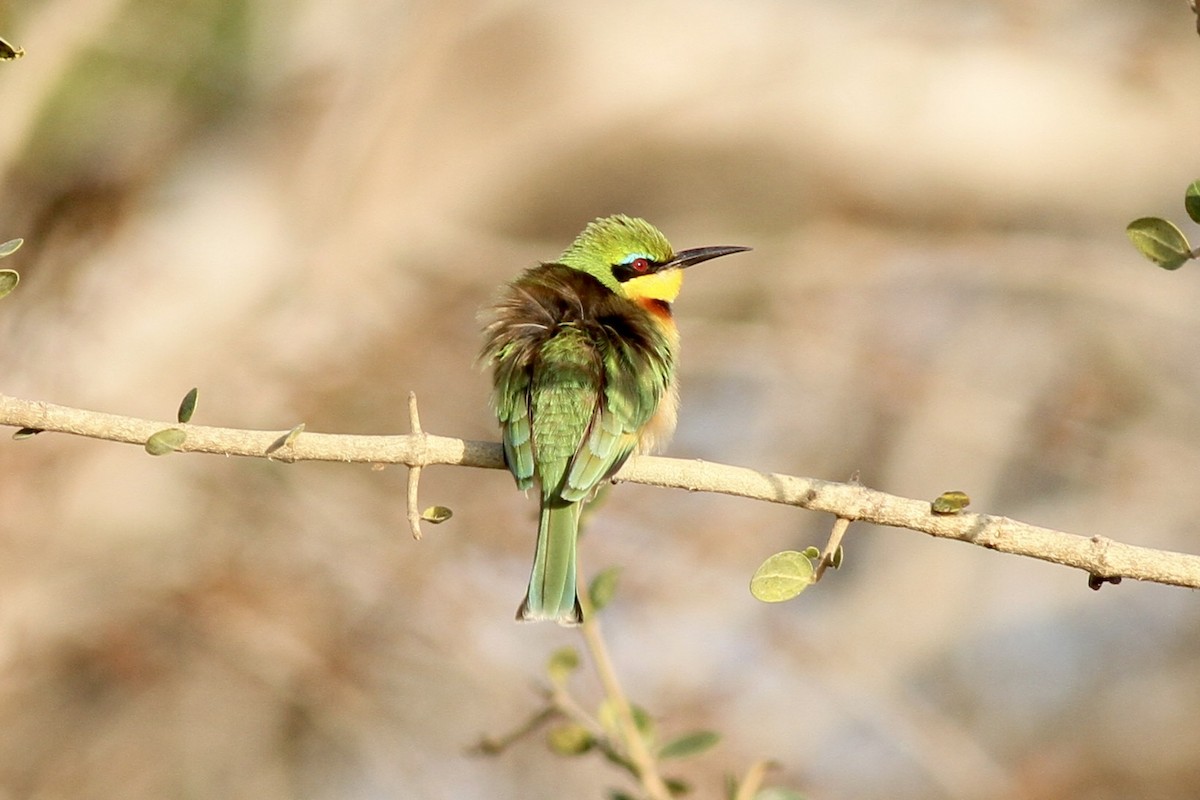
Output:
[666, 245, 752, 270]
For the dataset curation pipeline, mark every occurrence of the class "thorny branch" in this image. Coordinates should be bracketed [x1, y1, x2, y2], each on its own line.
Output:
[2, 391, 1200, 589]
[406, 391, 426, 540]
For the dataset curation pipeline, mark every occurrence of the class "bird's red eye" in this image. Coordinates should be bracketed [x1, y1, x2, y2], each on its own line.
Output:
[631, 257, 650, 273]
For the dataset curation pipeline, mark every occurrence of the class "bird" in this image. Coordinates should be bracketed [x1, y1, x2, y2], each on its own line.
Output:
[480, 214, 750, 624]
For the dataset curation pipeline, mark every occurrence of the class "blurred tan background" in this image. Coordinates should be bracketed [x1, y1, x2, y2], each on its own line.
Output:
[2, 1, 1200, 798]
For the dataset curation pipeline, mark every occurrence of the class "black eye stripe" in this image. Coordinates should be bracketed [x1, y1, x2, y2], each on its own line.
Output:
[611, 257, 660, 283]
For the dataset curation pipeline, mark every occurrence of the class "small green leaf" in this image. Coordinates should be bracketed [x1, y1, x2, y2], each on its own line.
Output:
[0, 238, 22, 257]
[631, 704, 654, 741]
[664, 777, 692, 796]
[546, 723, 593, 756]
[750, 551, 815, 603]
[0, 37, 23, 60]
[931, 490, 971, 515]
[1126, 217, 1192, 270]
[145, 428, 186, 455]
[800, 545, 820, 559]
[283, 423, 305, 446]
[421, 505, 453, 524]
[588, 566, 621, 612]
[177, 387, 198, 423]
[12, 427, 42, 440]
[0, 270, 18, 299]
[547, 646, 579, 686]
[265, 423, 305, 456]
[1185, 180, 1200, 225]
[830, 544, 844, 570]
[659, 730, 720, 760]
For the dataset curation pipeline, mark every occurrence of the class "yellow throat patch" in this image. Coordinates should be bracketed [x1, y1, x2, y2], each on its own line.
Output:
[622, 267, 683, 303]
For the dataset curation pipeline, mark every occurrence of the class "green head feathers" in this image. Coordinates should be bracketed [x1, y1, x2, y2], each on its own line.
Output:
[558, 215, 674, 292]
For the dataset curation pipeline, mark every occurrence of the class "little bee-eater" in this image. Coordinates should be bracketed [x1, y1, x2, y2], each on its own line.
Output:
[481, 215, 749, 624]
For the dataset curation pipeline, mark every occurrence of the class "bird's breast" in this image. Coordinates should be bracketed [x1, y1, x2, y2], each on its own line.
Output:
[637, 376, 679, 455]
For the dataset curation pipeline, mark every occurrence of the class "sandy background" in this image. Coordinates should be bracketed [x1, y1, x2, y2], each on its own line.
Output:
[2, 1, 1200, 798]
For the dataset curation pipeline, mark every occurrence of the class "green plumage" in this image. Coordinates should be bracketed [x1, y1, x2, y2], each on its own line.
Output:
[481, 215, 748, 624]
[482, 219, 676, 624]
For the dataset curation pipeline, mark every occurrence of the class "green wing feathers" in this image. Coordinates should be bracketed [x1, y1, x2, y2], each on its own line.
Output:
[498, 365, 534, 489]
[529, 329, 602, 495]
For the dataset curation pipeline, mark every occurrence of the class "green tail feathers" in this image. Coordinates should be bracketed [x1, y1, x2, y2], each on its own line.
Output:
[517, 501, 584, 625]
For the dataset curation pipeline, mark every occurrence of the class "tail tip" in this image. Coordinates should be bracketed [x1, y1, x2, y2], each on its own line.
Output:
[516, 595, 583, 626]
